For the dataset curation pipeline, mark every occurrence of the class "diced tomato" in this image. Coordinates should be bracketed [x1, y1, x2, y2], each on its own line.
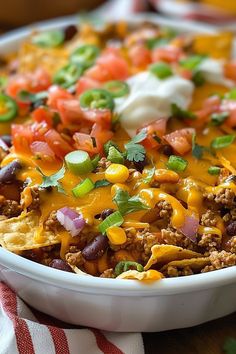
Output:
[152, 46, 183, 63]
[82, 109, 112, 128]
[56, 99, 83, 125]
[163, 128, 195, 155]
[128, 44, 151, 68]
[203, 95, 221, 112]
[44, 129, 73, 159]
[97, 53, 129, 81]
[32, 107, 55, 126]
[6, 68, 51, 99]
[178, 68, 192, 80]
[12, 124, 34, 153]
[90, 123, 113, 151]
[220, 100, 236, 128]
[47, 85, 73, 110]
[224, 61, 236, 81]
[141, 119, 167, 149]
[30, 141, 55, 161]
[73, 132, 99, 154]
[85, 65, 111, 82]
[76, 77, 100, 96]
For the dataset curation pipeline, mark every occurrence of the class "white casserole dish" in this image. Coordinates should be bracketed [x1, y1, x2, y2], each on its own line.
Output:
[0, 14, 236, 332]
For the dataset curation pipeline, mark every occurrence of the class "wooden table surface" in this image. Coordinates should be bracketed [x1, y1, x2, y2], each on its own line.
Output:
[143, 312, 236, 354]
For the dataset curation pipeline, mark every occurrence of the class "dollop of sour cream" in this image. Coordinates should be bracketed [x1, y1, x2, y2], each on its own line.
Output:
[115, 71, 194, 137]
[199, 58, 234, 88]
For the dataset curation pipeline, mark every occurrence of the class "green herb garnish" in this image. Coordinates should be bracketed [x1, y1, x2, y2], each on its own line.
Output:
[225, 88, 236, 100]
[142, 166, 155, 184]
[211, 135, 235, 149]
[113, 189, 149, 215]
[107, 146, 124, 164]
[192, 133, 205, 159]
[124, 130, 147, 163]
[167, 155, 188, 172]
[180, 55, 206, 70]
[18, 90, 48, 103]
[98, 211, 124, 234]
[94, 179, 111, 188]
[37, 164, 66, 194]
[211, 112, 229, 126]
[146, 37, 169, 50]
[208, 166, 221, 175]
[192, 71, 206, 87]
[171, 103, 196, 120]
[149, 62, 173, 79]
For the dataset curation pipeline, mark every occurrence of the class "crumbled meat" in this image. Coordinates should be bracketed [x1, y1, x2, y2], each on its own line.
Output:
[217, 168, 230, 184]
[65, 251, 84, 266]
[100, 268, 115, 278]
[223, 208, 236, 223]
[110, 227, 160, 261]
[44, 210, 62, 233]
[200, 210, 218, 227]
[27, 186, 40, 211]
[0, 199, 21, 218]
[201, 250, 236, 272]
[198, 233, 221, 251]
[205, 188, 236, 208]
[96, 157, 111, 171]
[226, 236, 236, 253]
[156, 200, 172, 219]
[161, 227, 197, 250]
[164, 265, 194, 277]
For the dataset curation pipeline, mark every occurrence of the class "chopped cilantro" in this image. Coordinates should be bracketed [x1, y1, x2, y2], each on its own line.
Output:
[37, 164, 66, 194]
[211, 112, 229, 126]
[124, 130, 147, 163]
[146, 37, 169, 50]
[104, 140, 120, 156]
[211, 135, 235, 149]
[192, 71, 206, 87]
[171, 103, 196, 120]
[94, 179, 111, 188]
[142, 166, 155, 184]
[18, 90, 48, 103]
[180, 55, 206, 70]
[113, 189, 149, 215]
[192, 133, 205, 159]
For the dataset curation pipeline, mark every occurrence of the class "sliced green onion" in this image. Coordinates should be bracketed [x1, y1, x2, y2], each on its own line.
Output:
[146, 37, 169, 50]
[104, 140, 120, 156]
[103, 80, 129, 98]
[171, 103, 196, 120]
[107, 146, 124, 164]
[72, 178, 94, 198]
[0, 77, 8, 90]
[65, 150, 93, 175]
[18, 90, 48, 103]
[211, 135, 235, 149]
[225, 88, 236, 100]
[149, 62, 173, 79]
[192, 71, 205, 87]
[0, 94, 18, 122]
[80, 88, 114, 111]
[211, 112, 229, 126]
[53, 63, 83, 88]
[32, 30, 64, 48]
[208, 166, 221, 175]
[167, 155, 188, 172]
[180, 55, 205, 70]
[98, 211, 124, 234]
[70, 44, 100, 69]
[115, 261, 144, 276]
[91, 154, 100, 170]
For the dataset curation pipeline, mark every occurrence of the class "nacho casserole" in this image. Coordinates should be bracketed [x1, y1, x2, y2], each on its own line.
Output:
[0, 21, 236, 280]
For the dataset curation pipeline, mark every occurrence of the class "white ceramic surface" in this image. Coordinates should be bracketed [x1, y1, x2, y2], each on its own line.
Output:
[0, 14, 236, 332]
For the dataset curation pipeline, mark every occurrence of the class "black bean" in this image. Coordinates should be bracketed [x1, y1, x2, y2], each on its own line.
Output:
[64, 25, 78, 41]
[82, 235, 108, 261]
[1, 135, 12, 147]
[100, 208, 115, 220]
[0, 160, 22, 185]
[49, 259, 73, 272]
[162, 144, 173, 157]
[226, 221, 236, 236]
[133, 156, 148, 172]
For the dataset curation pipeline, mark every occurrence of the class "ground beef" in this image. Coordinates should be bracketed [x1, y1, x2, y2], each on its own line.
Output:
[0, 199, 21, 218]
[95, 157, 111, 172]
[164, 265, 194, 277]
[27, 186, 40, 211]
[223, 208, 236, 223]
[205, 188, 236, 208]
[65, 251, 84, 266]
[201, 250, 236, 272]
[44, 210, 62, 233]
[200, 210, 218, 227]
[111, 227, 161, 261]
[100, 268, 115, 278]
[226, 236, 236, 253]
[198, 233, 222, 252]
[161, 227, 197, 251]
[156, 200, 172, 220]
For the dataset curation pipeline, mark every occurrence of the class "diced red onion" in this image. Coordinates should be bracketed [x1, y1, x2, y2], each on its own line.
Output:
[56, 207, 85, 237]
[178, 215, 199, 243]
[0, 138, 9, 152]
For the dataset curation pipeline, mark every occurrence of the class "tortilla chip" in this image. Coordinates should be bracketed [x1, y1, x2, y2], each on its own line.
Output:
[144, 244, 201, 271]
[117, 269, 163, 281]
[160, 257, 210, 273]
[192, 32, 233, 59]
[0, 212, 60, 252]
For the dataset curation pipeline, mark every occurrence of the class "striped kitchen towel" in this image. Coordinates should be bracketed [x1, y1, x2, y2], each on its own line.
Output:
[0, 282, 144, 354]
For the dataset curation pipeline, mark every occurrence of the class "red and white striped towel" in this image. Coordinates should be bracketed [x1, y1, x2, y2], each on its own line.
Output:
[0, 282, 144, 354]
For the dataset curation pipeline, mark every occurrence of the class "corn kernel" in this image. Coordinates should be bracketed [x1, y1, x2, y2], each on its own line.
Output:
[105, 163, 129, 184]
[111, 183, 130, 197]
[107, 226, 127, 245]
